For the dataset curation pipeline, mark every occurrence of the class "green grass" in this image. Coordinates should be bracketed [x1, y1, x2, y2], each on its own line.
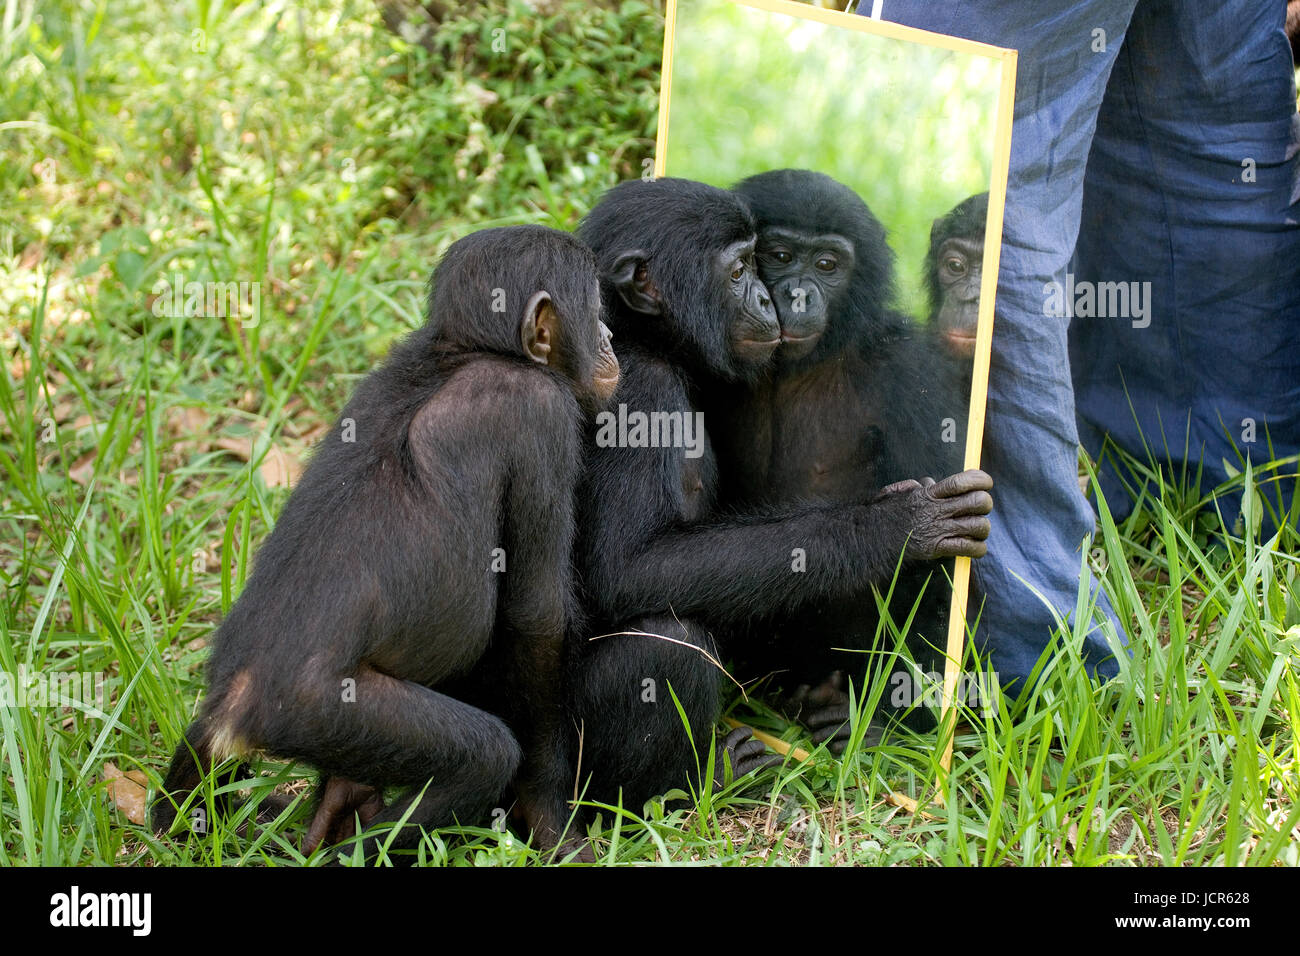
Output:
[1, 0, 1297, 866]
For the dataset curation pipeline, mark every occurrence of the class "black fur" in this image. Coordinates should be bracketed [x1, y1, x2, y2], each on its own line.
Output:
[709, 170, 991, 747]
[923, 192, 988, 321]
[923, 191, 988, 394]
[567, 177, 991, 807]
[153, 225, 612, 860]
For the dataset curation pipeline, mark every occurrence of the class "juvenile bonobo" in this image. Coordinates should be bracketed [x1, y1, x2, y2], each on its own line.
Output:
[925, 192, 988, 367]
[152, 225, 618, 861]
[883, 191, 990, 489]
[567, 177, 991, 812]
[712, 169, 993, 751]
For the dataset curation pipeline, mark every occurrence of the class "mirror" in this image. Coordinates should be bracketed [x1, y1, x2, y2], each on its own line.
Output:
[658, 0, 1015, 744]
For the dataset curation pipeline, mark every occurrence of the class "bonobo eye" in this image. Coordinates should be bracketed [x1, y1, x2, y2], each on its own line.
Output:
[771, 249, 793, 264]
[730, 262, 745, 281]
[815, 256, 836, 273]
[944, 256, 967, 277]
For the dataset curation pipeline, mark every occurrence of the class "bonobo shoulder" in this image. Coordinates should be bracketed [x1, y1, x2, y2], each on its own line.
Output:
[611, 346, 692, 405]
[452, 354, 578, 408]
[409, 355, 580, 446]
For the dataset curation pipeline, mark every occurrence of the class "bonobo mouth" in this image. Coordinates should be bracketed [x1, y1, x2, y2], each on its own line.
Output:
[734, 336, 781, 360]
[943, 330, 978, 355]
[777, 330, 822, 361]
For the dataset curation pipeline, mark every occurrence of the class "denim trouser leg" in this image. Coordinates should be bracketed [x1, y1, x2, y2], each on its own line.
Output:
[1070, 1, 1300, 536]
[862, 1, 1153, 682]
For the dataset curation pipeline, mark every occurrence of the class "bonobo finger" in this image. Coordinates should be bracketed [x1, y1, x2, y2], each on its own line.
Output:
[931, 469, 993, 498]
[731, 736, 769, 762]
[944, 515, 991, 541]
[810, 723, 850, 747]
[356, 788, 386, 828]
[302, 777, 383, 856]
[804, 670, 848, 709]
[938, 489, 993, 517]
[303, 806, 340, 856]
[810, 720, 849, 754]
[338, 792, 386, 846]
[933, 534, 989, 559]
[813, 717, 885, 754]
[808, 707, 851, 746]
[786, 683, 814, 710]
[722, 727, 772, 768]
[785, 671, 848, 716]
[874, 478, 922, 498]
[733, 752, 784, 776]
[804, 702, 851, 732]
[714, 727, 780, 785]
[716, 726, 757, 778]
[721, 726, 757, 752]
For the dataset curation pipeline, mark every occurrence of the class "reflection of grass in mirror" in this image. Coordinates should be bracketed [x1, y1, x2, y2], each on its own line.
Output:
[667, 0, 999, 315]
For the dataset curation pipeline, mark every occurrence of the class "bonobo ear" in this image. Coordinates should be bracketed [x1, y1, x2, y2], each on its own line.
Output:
[610, 251, 661, 315]
[521, 291, 557, 365]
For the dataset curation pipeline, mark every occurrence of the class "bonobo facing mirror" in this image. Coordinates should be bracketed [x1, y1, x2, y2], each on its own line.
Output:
[567, 177, 992, 813]
[711, 169, 991, 751]
[152, 225, 615, 862]
[925, 191, 989, 362]
[722, 169, 978, 503]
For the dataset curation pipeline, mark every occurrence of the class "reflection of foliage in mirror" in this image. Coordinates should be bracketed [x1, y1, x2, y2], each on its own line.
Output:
[666, 0, 999, 316]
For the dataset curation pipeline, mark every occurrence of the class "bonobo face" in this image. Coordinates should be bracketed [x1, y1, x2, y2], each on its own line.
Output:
[933, 236, 982, 358]
[592, 317, 620, 401]
[720, 238, 780, 367]
[582, 280, 620, 409]
[755, 226, 855, 363]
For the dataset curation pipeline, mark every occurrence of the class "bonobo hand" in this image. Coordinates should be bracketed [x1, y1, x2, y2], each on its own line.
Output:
[869, 469, 993, 560]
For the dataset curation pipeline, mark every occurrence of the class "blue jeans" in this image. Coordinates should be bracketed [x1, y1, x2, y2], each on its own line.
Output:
[865, 0, 1300, 684]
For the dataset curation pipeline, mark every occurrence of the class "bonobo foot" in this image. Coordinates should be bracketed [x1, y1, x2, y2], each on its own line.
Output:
[784, 671, 884, 756]
[714, 726, 783, 787]
[302, 776, 385, 856]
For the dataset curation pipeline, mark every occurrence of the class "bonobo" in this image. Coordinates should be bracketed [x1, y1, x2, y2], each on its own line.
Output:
[711, 169, 991, 751]
[566, 177, 992, 810]
[152, 225, 618, 860]
[925, 191, 988, 367]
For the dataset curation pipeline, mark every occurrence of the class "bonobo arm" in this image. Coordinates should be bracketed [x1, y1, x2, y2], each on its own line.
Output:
[588, 476, 990, 629]
[580, 356, 991, 629]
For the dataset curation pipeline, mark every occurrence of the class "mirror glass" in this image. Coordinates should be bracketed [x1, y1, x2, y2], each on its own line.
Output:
[660, 0, 1015, 711]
